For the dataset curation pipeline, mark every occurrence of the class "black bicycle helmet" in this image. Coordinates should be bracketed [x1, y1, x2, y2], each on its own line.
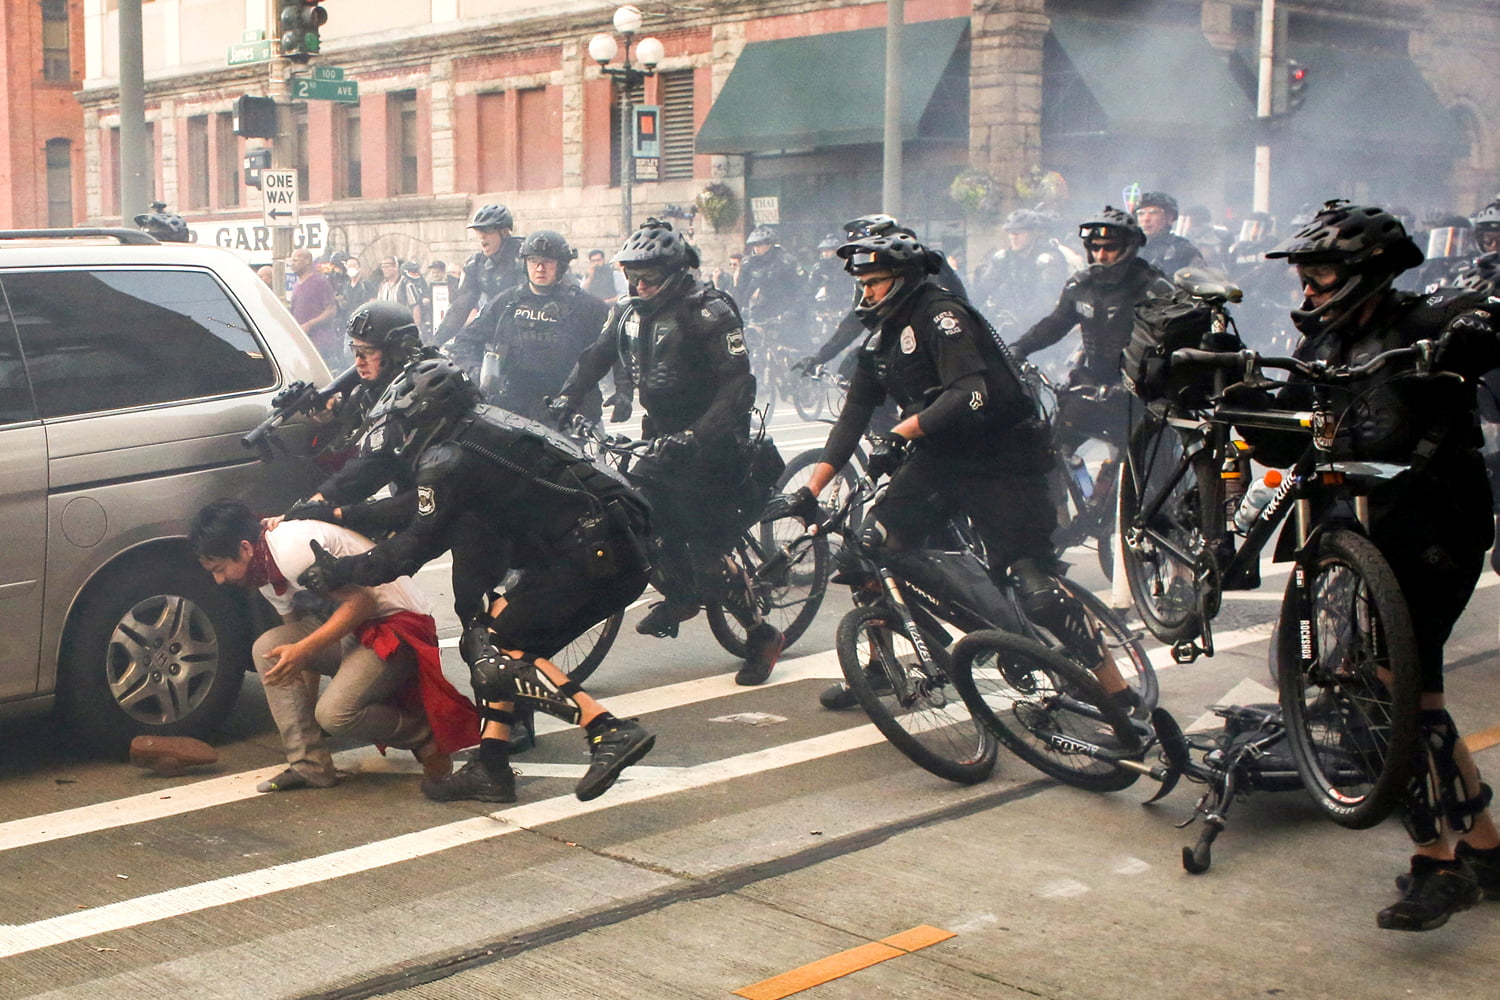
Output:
[746, 226, 777, 246]
[346, 301, 423, 371]
[1472, 201, 1500, 233]
[1136, 191, 1180, 221]
[816, 232, 842, 251]
[843, 213, 910, 239]
[361, 357, 479, 460]
[837, 232, 935, 322]
[1077, 206, 1144, 282]
[134, 201, 191, 243]
[519, 230, 577, 266]
[1265, 199, 1424, 334]
[467, 204, 514, 231]
[1002, 209, 1050, 233]
[612, 218, 700, 270]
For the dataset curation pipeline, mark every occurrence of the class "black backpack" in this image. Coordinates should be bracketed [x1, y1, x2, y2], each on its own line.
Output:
[1123, 289, 1242, 405]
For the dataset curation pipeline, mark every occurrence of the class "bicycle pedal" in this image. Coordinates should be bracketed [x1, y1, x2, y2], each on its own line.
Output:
[1170, 641, 1205, 665]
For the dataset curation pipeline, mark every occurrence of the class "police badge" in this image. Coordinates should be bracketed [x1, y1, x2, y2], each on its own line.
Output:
[899, 326, 917, 354]
[417, 485, 436, 517]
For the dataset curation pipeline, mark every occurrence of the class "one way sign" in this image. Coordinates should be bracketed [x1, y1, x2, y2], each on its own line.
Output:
[261, 169, 299, 228]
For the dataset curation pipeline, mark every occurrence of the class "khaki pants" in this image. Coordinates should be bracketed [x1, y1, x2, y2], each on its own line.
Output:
[253, 620, 431, 783]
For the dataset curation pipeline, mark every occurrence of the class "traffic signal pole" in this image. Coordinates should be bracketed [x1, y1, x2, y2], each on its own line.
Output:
[1253, 0, 1275, 214]
[117, 0, 148, 225]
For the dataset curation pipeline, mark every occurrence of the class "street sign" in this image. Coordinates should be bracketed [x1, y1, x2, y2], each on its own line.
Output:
[312, 65, 345, 81]
[289, 77, 359, 103]
[262, 169, 299, 228]
[241, 29, 266, 42]
[227, 40, 272, 66]
[750, 196, 780, 225]
[632, 105, 660, 159]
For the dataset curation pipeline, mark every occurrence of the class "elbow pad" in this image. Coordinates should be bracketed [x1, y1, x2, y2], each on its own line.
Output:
[918, 378, 988, 437]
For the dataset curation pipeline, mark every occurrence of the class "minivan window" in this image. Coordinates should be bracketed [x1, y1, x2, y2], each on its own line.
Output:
[0, 310, 36, 424]
[2, 269, 274, 419]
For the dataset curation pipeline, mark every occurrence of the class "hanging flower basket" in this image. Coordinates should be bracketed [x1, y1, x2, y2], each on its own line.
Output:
[695, 183, 741, 232]
[949, 168, 1003, 220]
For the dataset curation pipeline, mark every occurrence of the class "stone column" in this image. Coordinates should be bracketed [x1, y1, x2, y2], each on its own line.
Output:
[429, 58, 456, 196]
[560, 41, 586, 191]
[967, 0, 1048, 260]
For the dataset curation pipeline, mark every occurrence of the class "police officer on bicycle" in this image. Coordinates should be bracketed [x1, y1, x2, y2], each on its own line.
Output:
[434, 204, 525, 344]
[763, 231, 1138, 712]
[553, 219, 786, 686]
[450, 230, 612, 424]
[293, 358, 657, 804]
[1230, 200, 1500, 931]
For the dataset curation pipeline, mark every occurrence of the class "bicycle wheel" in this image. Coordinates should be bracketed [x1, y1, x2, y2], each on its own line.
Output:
[775, 447, 861, 545]
[837, 605, 997, 784]
[949, 629, 1140, 792]
[1056, 578, 1158, 711]
[1275, 528, 1420, 829]
[791, 374, 825, 421]
[1119, 411, 1223, 642]
[707, 523, 829, 658]
[551, 610, 625, 684]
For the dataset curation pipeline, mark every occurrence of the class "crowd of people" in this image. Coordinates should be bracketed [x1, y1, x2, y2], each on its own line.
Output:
[144, 184, 1500, 936]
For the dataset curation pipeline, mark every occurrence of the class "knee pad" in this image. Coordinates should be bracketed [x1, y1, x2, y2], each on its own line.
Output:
[860, 518, 890, 553]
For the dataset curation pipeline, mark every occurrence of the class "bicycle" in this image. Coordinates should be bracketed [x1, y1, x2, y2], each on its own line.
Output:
[767, 470, 1156, 785]
[572, 420, 830, 663]
[745, 321, 825, 423]
[1117, 326, 1435, 830]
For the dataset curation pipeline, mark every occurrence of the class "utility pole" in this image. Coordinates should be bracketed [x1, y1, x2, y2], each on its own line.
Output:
[1253, 0, 1276, 214]
[117, 0, 148, 224]
[882, 0, 904, 217]
[269, 0, 295, 300]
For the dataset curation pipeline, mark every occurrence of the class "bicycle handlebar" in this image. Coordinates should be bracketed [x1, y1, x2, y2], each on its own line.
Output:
[1170, 340, 1438, 383]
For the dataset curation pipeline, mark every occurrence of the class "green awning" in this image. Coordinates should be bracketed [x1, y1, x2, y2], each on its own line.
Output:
[1275, 45, 1461, 155]
[695, 18, 969, 155]
[1048, 17, 1255, 135]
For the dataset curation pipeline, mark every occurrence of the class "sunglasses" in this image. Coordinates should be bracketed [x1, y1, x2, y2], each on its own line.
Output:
[1295, 264, 1344, 294]
[347, 343, 382, 360]
[856, 274, 895, 289]
[1087, 241, 1124, 254]
[624, 267, 669, 287]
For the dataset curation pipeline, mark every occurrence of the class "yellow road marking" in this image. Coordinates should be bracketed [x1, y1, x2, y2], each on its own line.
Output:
[733, 924, 956, 1000]
[1464, 724, 1500, 755]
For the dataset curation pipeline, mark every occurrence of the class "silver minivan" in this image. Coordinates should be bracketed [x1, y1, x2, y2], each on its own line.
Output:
[0, 230, 330, 751]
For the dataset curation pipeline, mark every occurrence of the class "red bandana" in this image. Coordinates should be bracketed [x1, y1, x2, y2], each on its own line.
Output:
[244, 528, 290, 595]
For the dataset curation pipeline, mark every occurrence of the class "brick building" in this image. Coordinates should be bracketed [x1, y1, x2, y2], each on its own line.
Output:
[1, 0, 85, 227]
[76, 1, 1500, 271]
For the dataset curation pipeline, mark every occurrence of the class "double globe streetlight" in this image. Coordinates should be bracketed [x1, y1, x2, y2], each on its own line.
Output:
[589, 5, 665, 235]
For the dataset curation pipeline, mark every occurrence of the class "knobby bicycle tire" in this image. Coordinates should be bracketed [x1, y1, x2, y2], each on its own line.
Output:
[837, 605, 997, 784]
[552, 610, 625, 683]
[1119, 411, 1224, 643]
[949, 629, 1140, 792]
[1275, 528, 1420, 830]
[707, 523, 829, 658]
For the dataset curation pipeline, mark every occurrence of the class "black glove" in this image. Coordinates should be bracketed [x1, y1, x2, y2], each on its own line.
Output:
[791, 356, 820, 376]
[271, 380, 314, 411]
[606, 391, 633, 423]
[650, 430, 697, 468]
[760, 486, 823, 525]
[1435, 312, 1500, 377]
[865, 434, 910, 480]
[297, 539, 350, 595]
[284, 498, 339, 524]
[545, 394, 576, 428]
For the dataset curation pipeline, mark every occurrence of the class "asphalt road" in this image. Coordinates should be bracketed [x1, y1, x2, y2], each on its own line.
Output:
[2, 408, 1499, 1000]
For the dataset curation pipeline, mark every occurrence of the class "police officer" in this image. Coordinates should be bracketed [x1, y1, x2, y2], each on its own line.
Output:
[736, 225, 805, 330]
[763, 231, 1140, 713]
[553, 219, 785, 686]
[1232, 200, 1500, 931]
[434, 204, 525, 344]
[1135, 191, 1204, 277]
[293, 358, 657, 804]
[972, 208, 1074, 335]
[450, 231, 612, 424]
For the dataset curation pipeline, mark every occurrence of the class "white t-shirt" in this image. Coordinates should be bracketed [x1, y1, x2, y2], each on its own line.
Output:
[261, 520, 432, 621]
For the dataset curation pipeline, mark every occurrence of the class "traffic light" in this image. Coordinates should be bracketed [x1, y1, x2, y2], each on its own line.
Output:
[1286, 59, 1308, 112]
[279, 0, 326, 63]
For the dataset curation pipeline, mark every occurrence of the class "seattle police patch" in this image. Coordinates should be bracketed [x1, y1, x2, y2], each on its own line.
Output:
[899, 326, 917, 354]
[417, 485, 436, 517]
[726, 329, 747, 356]
[935, 310, 961, 336]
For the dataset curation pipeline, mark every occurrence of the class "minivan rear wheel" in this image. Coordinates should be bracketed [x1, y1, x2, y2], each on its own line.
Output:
[59, 559, 248, 754]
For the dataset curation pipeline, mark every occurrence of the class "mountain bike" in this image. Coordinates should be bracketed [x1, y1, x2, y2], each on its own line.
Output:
[766, 471, 1156, 784]
[1118, 336, 1438, 829]
[746, 321, 825, 422]
[573, 420, 829, 662]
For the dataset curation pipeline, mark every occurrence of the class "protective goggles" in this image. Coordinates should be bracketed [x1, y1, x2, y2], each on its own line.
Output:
[1294, 263, 1344, 294]
[1086, 240, 1125, 254]
[623, 266, 670, 287]
[347, 342, 382, 359]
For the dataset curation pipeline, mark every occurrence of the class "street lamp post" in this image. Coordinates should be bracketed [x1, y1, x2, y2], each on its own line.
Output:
[589, 5, 664, 237]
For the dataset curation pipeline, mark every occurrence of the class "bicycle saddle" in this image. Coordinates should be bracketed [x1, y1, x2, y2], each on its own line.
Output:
[1172, 266, 1243, 305]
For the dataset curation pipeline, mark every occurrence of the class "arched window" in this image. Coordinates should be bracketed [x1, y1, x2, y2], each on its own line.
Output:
[45, 138, 73, 226]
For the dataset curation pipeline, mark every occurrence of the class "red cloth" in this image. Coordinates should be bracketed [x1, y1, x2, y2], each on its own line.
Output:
[357, 611, 480, 754]
[246, 528, 289, 595]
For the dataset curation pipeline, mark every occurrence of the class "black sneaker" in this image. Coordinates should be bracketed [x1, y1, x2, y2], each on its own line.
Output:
[820, 683, 859, 710]
[1378, 855, 1482, 931]
[636, 600, 698, 638]
[736, 623, 784, 686]
[1456, 842, 1500, 900]
[577, 718, 655, 801]
[421, 757, 516, 803]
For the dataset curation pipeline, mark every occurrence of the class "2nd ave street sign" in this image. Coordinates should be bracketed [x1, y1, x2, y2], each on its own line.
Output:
[261, 170, 299, 228]
[290, 77, 359, 103]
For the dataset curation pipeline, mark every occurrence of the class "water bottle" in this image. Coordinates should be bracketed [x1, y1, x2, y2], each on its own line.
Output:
[1066, 453, 1094, 500]
[1233, 469, 1285, 533]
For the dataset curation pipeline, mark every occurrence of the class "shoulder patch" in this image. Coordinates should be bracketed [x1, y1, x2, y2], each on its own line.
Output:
[725, 328, 747, 356]
[934, 310, 962, 336]
[416, 484, 436, 517]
